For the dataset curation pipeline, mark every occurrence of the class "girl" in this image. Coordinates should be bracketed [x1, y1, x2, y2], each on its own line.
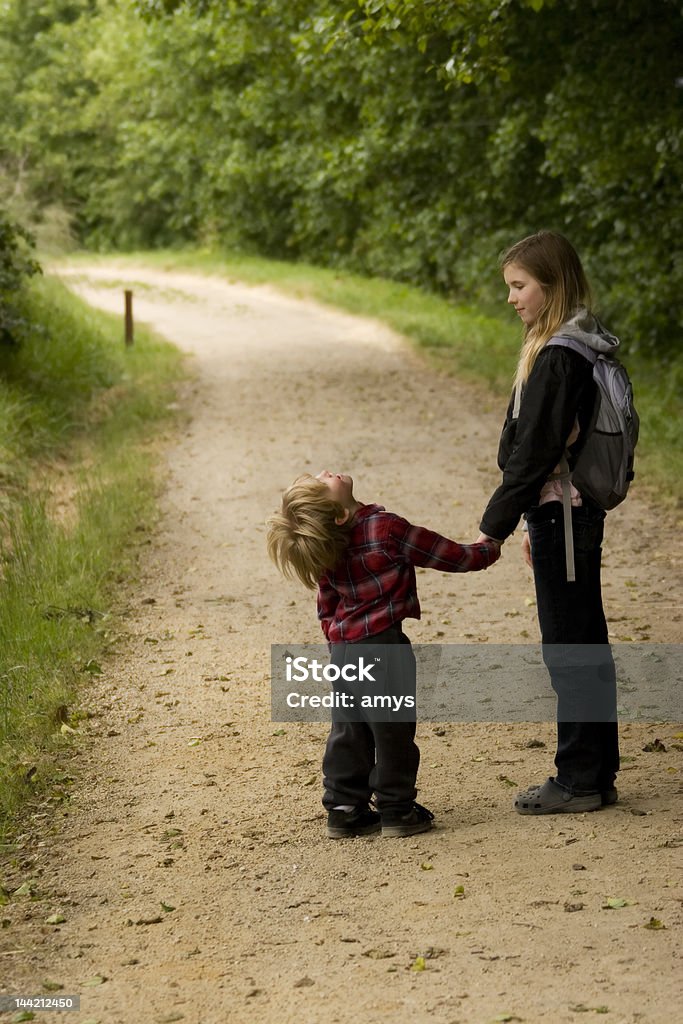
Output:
[478, 230, 619, 814]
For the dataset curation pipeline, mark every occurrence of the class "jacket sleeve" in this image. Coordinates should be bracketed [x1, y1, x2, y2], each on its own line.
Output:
[479, 347, 593, 541]
[389, 515, 500, 572]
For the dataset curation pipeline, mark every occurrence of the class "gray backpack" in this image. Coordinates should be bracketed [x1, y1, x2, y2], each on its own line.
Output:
[549, 335, 639, 510]
[515, 334, 639, 581]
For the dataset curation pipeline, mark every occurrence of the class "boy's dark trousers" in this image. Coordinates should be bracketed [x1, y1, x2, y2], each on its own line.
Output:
[322, 624, 419, 813]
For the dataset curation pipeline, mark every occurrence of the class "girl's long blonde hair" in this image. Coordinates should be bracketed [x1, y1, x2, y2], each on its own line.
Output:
[503, 231, 593, 389]
[266, 474, 352, 589]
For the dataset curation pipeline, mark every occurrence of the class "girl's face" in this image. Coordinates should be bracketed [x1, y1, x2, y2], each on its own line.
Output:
[503, 262, 546, 327]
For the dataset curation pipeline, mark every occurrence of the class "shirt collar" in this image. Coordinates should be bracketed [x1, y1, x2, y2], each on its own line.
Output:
[350, 502, 384, 526]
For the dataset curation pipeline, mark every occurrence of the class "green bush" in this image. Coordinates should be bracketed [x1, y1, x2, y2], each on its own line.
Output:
[0, 0, 680, 359]
[0, 210, 41, 344]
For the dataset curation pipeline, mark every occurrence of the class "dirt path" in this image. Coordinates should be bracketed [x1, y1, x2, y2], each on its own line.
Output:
[2, 265, 681, 1024]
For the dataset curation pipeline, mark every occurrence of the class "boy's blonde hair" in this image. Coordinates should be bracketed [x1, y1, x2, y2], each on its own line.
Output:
[266, 474, 352, 589]
[502, 230, 593, 389]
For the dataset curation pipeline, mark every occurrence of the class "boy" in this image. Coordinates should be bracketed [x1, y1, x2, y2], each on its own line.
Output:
[267, 470, 500, 838]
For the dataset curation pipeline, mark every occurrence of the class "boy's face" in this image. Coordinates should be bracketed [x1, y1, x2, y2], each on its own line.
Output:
[316, 470, 354, 508]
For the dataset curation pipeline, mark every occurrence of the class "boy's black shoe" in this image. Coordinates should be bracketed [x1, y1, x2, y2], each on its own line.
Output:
[381, 802, 434, 838]
[326, 806, 381, 839]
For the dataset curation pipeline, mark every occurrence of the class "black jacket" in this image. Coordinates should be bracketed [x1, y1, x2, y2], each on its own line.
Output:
[480, 346, 596, 541]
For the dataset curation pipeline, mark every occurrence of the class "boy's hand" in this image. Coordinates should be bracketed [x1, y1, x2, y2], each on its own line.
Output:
[521, 532, 533, 568]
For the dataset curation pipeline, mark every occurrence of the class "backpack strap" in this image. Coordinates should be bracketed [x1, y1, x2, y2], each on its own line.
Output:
[548, 334, 599, 365]
[548, 455, 576, 582]
[513, 381, 523, 419]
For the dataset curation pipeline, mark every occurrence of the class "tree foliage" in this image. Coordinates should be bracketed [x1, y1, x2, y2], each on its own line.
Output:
[0, 211, 41, 344]
[1, 0, 681, 354]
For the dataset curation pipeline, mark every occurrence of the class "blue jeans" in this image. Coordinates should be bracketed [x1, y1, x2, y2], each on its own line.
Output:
[526, 501, 620, 794]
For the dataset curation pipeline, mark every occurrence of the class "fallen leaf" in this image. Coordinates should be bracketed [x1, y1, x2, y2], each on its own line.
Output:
[642, 738, 667, 752]
[602, 897, 630, 909]
[13, 880, 37, 897]
[420, 862, 434, 871]
[410, 955, 426, 972]
[160, 902, 176, 913]
[293, 976, 315, 988]
[453, 885, 465, 898]
[83, 975, 107, 987]
[643, 917, 666, 930]
[423, 946, 447, 959]
[363, 948, 395, 960]
[45, 913, 66, 925]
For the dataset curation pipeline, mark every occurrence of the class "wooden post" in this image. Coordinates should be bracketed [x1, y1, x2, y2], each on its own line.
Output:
[124, 289, 134, 346]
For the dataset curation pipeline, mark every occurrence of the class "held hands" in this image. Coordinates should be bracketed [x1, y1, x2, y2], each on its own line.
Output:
[474, 532, 502, 567]
[475, 530, 533, 568]
[475, 532, 502, 549]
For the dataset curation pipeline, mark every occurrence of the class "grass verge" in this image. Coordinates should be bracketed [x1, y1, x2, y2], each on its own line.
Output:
[64, 248, 682, 511]
[0, 273, 185, 833]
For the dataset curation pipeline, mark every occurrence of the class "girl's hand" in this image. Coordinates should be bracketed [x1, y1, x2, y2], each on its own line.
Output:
[521, 531, 532, 568]
[475, 532, 502, 547]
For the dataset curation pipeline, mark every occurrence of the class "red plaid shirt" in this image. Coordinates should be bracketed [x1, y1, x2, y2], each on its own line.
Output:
[317, 503, 500, 643]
